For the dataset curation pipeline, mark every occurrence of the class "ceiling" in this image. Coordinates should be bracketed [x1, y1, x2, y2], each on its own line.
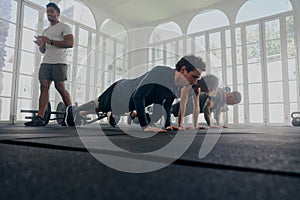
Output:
[85, 0, 225, 26]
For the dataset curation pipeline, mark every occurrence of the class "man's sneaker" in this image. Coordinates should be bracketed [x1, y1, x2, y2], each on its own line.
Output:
[127, 111, 137, 125]
[25, 115, 45, 126]
[107, 112, 117, 127]
[73, 107, 82, 126]
[65, 106, 75, 127]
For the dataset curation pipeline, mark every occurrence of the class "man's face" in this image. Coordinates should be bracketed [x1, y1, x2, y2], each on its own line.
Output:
[181, 66, 201, 86]
[47, 7, 59, 22]
[226, 94, 237, 105]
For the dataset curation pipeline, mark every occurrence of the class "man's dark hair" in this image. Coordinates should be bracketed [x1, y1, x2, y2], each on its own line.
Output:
[231, 91, 242, 104]
[194, 74, 219, 93]
[175, 55, 206, 72]
[46, 2, 60, 13]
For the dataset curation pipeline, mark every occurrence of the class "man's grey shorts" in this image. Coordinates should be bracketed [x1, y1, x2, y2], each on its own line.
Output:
[39, 63, 68, 82]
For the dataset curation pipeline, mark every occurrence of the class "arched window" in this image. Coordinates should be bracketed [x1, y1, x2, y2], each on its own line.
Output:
[236, 0, 293, 23]
[187, 10, 229, 34]
[149, 22, 183, 68]
[100, 19, 128, 89]
[100, 18, 128, 43]
[149, 22, 182, 43]
[59, 0, 96, 29]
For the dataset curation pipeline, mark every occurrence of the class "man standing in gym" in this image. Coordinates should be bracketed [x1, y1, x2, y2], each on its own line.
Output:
[25, 3, 74, 126]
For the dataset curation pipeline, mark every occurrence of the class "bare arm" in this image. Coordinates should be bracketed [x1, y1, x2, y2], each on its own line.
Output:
[51, 34, 74, 48]
[214, 108, 222, 126]
[203, 98, 213, 127]
[35, 34, 74, 49]
[178, 86, 190, 128]
[193, 88, 200, 128]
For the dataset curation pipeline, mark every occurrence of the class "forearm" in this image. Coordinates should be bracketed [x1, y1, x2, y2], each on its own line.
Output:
[51, 39, 73, 48]
[204, 107, 211, 126]
[39, 45, 46, 53]
[178, 104, 186, 127]
[193, 90, 200, 128]
[214, 110, 221, 125]
[178, 87, 189, 127]
[193, 105, 200, 128]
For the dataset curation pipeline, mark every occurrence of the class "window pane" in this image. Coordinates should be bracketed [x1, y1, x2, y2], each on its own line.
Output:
[246, 24, 260, 43]
[265, 20, 280, 40]
[67, 48, 73, 63]
[22, 28, 37, 52]
[1, 46, 14, 72]
[236, 46, 242, 65]
[226, 66, 232, 86]
[288, 58, 296, 80]
[268, 82, 283, 103]
[78, 28, 89, 47]
[227, 108, 233, 124]
[210, 68, 223, 84]
[286, 16, 294, 37]
[0, 97, 10, 120]
[248, 63, 261, 83]
[287, 37, 295, 58]
[249, 104, 263, 123]
[20, 51, 35, 75]
[289, 80, 297, 102]
[238, 105, 244, 124]
[91, 33, 96, 49]
[17, 99, 32, 121]
[225, 30, 231, 48]
[155, 45, 163, 60]
[77, 46, 87, 65]
[0, 0, 17, 23]
[267, 60, 282, 81]
[75, 84, 86, 104]
[266, 39, 281, 61]
[247, 43, 261, 63]
[290, 103, 298, 114]
[269, 104, 284, 123]
[235, 27, 241, 45]
[18, 75, 34, 99]
[209, 32, 221, 49]
[195, 35, 205, 52]
[1, 22, 16, 47]
[89, 68, 95, 86]
[23, 6, 39, 30]
[67, 63, 73, 81]
[0, 71, 12, 97]
[210, 49, 222, 67]
[226, 48, 232, 66]
[237, 65, 243, 84]
[76, 66, 87, 84]
[249, 83, 262, 103]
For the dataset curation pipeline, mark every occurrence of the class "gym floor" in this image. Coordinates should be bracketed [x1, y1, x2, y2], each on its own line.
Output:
[1, 123, 300, 200]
